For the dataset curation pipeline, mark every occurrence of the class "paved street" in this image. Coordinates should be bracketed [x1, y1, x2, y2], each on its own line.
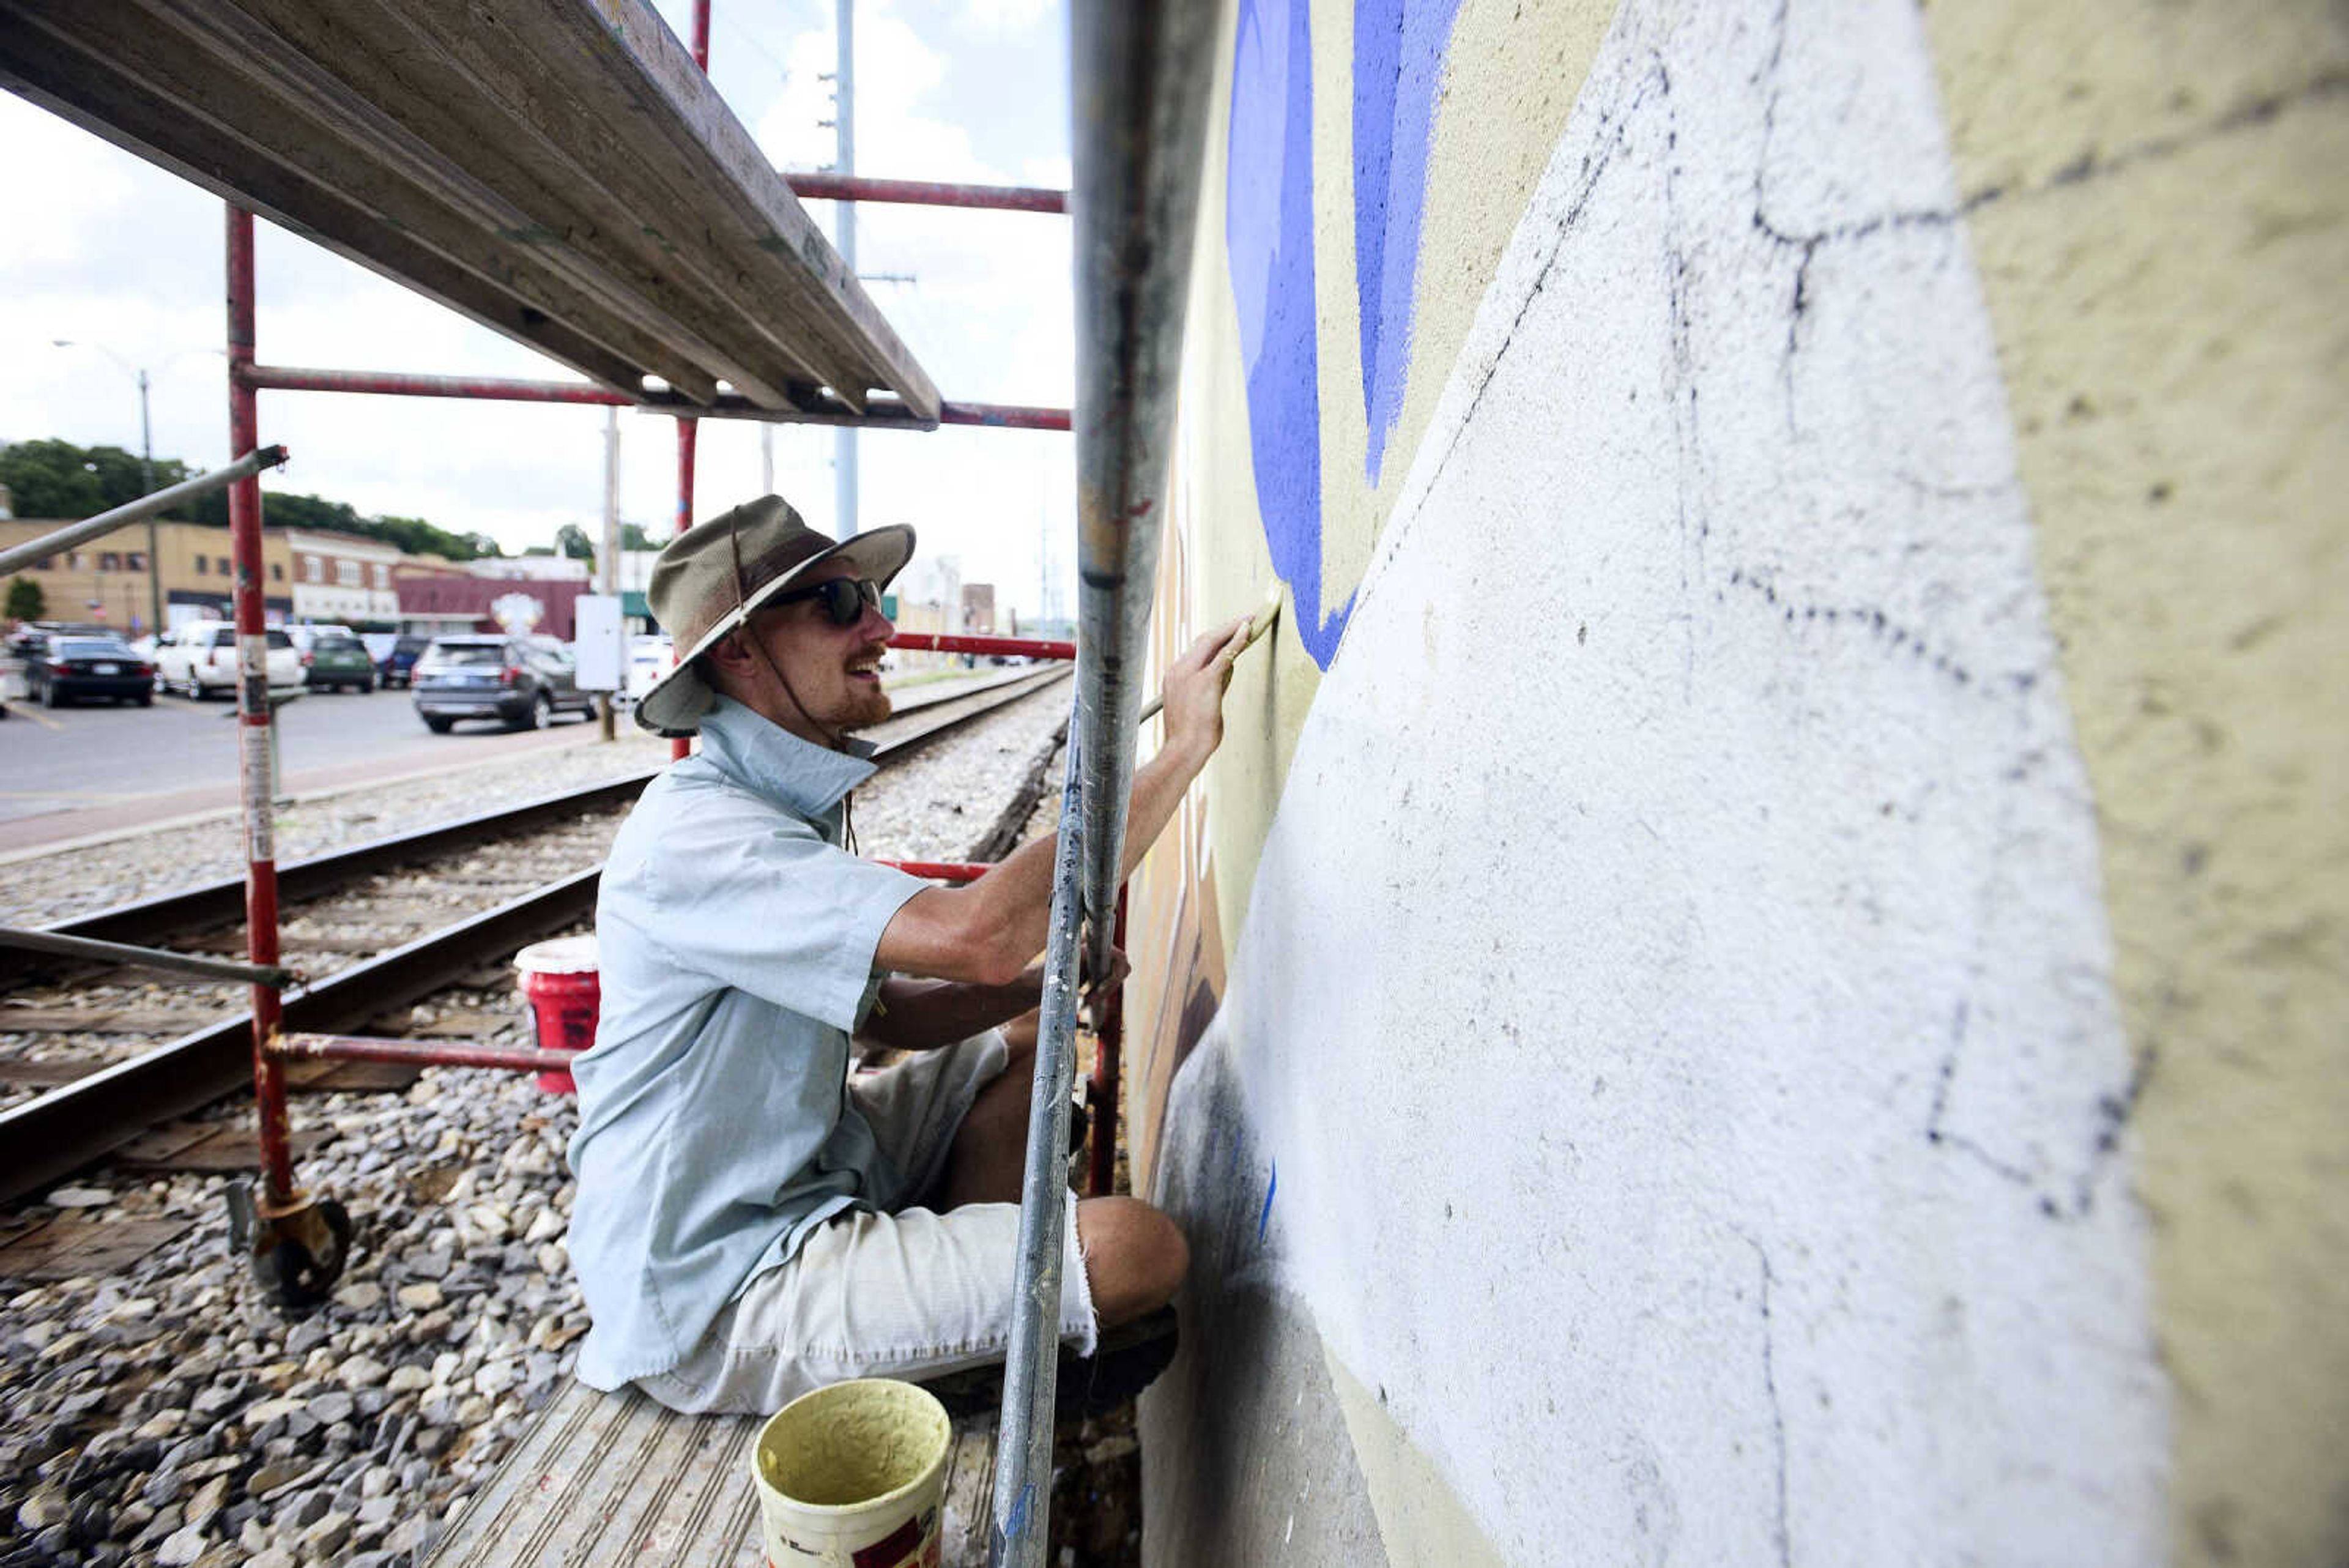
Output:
[0, 680, 609, 852]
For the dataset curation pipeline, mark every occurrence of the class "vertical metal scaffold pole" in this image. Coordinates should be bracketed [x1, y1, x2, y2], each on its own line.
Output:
[989, 5, 1219, 1564]
[225, 204, 296, 1212]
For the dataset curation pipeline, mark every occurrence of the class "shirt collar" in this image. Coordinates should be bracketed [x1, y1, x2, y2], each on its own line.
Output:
[694, 696, 878, 819]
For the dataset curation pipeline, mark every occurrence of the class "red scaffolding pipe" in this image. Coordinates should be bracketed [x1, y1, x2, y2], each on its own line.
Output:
[226, 206, 296, 1213]
[879, 860, 992, 883]
[690, 0, 711, 70]
[237, 365, 1072, 431]
[938, 401, 1071, 432]
[1088, 886, 1128, 1197]
[237, 363, 630, 406]
[270, 1032, 577, 1074]
[888, 632, 1075, 660]
[784, 172, 1068, 214]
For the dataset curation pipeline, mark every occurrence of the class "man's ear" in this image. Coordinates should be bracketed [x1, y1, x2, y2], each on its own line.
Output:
[701, 630, 754, 697]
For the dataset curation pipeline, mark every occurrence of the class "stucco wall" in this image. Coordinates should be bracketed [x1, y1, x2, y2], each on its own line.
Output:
[1130, 0, 2347, 1564]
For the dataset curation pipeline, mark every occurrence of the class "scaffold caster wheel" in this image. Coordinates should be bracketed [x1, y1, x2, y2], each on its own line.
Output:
[237, 1193, 355, 1311]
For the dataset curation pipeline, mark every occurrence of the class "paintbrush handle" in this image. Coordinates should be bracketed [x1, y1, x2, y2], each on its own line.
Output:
[1134, 587, 1283, 727]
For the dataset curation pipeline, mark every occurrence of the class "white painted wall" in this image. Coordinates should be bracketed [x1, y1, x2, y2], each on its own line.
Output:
[1152, 0, 2167, 1559]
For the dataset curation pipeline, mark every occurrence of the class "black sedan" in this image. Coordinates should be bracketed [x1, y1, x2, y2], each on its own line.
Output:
[25, 633, 154, 707]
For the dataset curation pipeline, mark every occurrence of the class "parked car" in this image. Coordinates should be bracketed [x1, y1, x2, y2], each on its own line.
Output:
[152, 622, 302, 699]
[285, 623, 357, 653]
[24, 631, 154, 707]
[616, 634, 674, 705]
[373, 634, 432, 689]
[300, 631, 377, 692]
[410, 634, 595, 732]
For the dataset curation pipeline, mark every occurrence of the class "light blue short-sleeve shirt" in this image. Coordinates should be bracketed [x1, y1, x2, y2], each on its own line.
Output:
[566, 697, 927, 1389]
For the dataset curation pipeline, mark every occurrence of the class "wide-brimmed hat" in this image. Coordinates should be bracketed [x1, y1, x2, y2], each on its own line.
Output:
[636, 495, 913, 736]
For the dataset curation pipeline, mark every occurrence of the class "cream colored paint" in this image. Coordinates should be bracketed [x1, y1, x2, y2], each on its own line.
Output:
[1306, 0, 1620, 660]
[1321, 1346, 1508, 1568]
[1157, 0, 1622, 955]
[1926, 8, 2349, 1563]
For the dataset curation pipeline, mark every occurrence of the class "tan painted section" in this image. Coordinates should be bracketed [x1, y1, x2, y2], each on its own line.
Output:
[1321, 1343, 1510, 1568]
[1152, 0, 1620, 965]
[1925, 8, 2349, 1564]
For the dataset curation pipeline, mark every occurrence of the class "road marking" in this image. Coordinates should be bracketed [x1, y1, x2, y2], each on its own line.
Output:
[0, 789, 149, 803]
[3, 704, 64, 732]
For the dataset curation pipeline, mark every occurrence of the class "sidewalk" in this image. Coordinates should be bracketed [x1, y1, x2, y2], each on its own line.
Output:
[0, 720, 614, 861]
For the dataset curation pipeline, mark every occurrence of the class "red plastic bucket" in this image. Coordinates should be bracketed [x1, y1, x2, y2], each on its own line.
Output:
[514, 935, 599, 1094]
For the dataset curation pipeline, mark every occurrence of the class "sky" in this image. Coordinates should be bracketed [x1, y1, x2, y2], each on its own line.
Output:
[0, 0, 1081, 620]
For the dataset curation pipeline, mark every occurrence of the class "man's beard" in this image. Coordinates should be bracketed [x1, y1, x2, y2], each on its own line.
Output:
[842, 683, 893, 729]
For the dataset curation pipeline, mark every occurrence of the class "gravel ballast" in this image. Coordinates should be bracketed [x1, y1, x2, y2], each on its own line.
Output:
[0, 685, 1075, 1568]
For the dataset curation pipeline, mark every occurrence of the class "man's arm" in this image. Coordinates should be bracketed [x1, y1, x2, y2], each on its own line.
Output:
[874, 615, 1249, 986]
[859, 946, 1130, 1052]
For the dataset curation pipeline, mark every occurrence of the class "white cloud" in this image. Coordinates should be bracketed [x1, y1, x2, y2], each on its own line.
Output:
[0, 4, 1078, 619]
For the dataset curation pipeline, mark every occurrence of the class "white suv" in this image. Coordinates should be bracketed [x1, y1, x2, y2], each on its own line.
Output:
[153, 622, 303, 699]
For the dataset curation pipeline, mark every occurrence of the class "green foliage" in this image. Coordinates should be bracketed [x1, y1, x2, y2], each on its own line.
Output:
[5, 576, 44, 622]
[0, 438, 210, 520]
[0, 437, 503, 559]
[554, 522, 594, 562]
[622, 522, 659, 551]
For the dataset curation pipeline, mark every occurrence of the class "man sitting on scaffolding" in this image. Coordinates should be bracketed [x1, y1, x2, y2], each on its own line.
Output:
[563, 494, 1246, 1416]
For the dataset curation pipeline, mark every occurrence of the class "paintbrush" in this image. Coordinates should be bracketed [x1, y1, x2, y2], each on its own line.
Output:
[1134, 581, 1285, 727]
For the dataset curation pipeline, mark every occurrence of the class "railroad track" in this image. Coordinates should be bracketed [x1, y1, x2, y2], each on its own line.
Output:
[0, 665, 1070, 1203]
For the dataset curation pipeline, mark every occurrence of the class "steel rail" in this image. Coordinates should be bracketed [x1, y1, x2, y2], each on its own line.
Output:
[0, 867, 603, 1206]
[0, 667, 1063, 985]
[0, 667, 1071, 1199]
[992, 6, 1220, 1562]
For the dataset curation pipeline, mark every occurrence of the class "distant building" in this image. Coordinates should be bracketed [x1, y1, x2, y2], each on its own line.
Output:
[475, 554, 592, 583]
[284, 529, 404, 625]
[0, 518, 295, 631]
[960, 582, 995, 636]
[394, 567, 588, 641]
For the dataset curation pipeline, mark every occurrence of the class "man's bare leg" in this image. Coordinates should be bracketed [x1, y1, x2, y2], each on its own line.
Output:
[938, 1011, 1187, 1325]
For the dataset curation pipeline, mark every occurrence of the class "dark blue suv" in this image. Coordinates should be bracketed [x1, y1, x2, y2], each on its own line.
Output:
[375, 634, 432, 689]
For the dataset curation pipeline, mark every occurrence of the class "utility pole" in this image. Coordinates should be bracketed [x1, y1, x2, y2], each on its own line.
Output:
[51, 340, 165, 635]
[833, 0, 857, 538]
[135, 368, 158, 635]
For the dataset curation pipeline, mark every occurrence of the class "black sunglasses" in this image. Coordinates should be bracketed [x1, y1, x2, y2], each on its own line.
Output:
[773, 576, 883, 627]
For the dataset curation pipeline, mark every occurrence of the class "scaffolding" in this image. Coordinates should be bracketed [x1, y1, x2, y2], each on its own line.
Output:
[0, 0, 1219, 1556]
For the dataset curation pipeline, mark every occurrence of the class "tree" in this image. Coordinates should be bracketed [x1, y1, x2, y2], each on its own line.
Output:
[621, 522, 660, 551]
[6, 577, 45, 623]
[371, 515, 499, 562]
[0, 439, 108, 520]
[554, 523, 595, 562]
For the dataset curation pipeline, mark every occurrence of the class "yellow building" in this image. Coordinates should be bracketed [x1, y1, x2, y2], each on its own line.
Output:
[1, 518, 297, 631]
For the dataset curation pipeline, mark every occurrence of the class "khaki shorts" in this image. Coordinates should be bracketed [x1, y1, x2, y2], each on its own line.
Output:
[637, 1031, 1099, 1416]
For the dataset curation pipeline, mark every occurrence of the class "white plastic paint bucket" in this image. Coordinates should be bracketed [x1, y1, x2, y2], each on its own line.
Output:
[749, 1378, 951, 1568]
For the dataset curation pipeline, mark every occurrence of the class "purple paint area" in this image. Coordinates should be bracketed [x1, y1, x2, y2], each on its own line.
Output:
[1353, 0, 1462, 484]
[1228, 0, 1353, 668]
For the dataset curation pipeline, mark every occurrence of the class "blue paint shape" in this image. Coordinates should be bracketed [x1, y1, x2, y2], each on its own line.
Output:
[1352, 0, 1462, 484]
[1257, 1161, 1278, 1242]
[1005, 1481, 1036, 1539]
[1225, 0, 1460, 668]
[1228, 0, 1353, 669]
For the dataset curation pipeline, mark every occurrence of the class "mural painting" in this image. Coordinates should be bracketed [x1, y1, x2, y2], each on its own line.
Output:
[1131, 0, 2347, 1564]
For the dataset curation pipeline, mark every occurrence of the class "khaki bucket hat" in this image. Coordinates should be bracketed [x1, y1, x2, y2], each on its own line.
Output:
[635, 494, 914, 736]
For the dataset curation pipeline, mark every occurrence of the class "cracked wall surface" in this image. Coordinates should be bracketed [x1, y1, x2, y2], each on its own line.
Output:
[1132, 0, 2345, 1562]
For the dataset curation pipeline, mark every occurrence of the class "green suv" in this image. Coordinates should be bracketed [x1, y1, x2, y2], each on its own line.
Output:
[302, 633, 377, 692]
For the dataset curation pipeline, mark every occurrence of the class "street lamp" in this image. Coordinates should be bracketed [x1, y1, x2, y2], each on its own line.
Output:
[50, 340, 221, 637]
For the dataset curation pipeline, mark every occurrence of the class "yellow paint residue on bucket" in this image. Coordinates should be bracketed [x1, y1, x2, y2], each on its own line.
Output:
[749, 1378, 951, 1567]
